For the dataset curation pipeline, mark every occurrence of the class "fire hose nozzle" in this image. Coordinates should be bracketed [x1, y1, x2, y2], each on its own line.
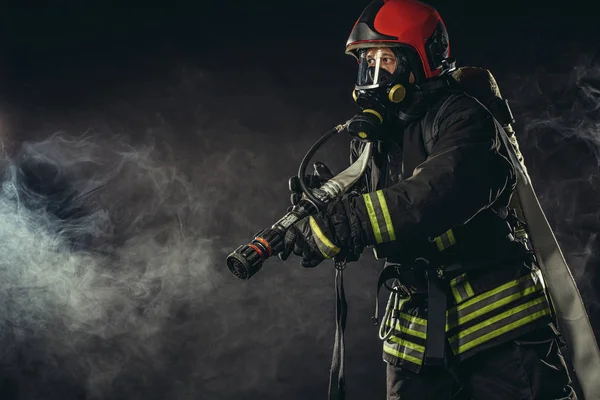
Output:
[226, 244, 264, 280]
[226, 227, 286, 280]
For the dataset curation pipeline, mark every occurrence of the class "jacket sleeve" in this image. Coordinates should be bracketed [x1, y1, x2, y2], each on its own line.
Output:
[349, 95, 516, 246]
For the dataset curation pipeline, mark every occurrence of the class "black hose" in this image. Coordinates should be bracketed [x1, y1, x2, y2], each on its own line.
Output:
[297, 125, 342, 211]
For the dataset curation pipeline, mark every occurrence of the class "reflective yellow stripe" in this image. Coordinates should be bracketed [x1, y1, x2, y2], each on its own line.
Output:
[363, 194, 383, 243]
[434, 236, 445, 251]
[446, 280, 542, 330]
[385, 313, 427, 339]
[457, 309, 551, 354]
[448, 294, 551, 356]
[376, 190, 396, 241]
[446, 229, 456, 245]
[383, 342, 423, 365]
[388, 335, 425, 352]
[450, 273, 475, 304]
[459, 286, 543, 326]
[450, 274, 464, 303]
[450, 298, 550, 354]
[449, 275, 462, 287]
[400, 312, 427, 327]
[451, 286, 463, 303]
[453, 275, 531, 312]
[363, 191, 396, 243]
[390, 323, 427, 339]
[450, 296, 547, 342]
[464, 281, 475, 297]
[434, 228, 456, 251]
[309, 216, 340, 258]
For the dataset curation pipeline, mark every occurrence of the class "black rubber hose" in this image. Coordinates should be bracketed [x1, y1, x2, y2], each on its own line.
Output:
[297, 125, 341, 211]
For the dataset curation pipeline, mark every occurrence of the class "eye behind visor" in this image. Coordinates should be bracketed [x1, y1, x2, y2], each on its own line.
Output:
[356, 47, 409, 89]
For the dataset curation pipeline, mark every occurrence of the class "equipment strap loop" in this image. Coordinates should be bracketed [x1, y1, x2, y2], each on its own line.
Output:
[424, 263, 448, 366]
[328, 259, 348, 400]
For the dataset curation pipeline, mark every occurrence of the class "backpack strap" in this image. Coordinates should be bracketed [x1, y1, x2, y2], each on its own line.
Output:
[422, 67, 520, 157]
[421, 92, 463, 155]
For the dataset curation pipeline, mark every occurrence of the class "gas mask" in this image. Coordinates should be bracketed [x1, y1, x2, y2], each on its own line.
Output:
[347, 46, 415, 142]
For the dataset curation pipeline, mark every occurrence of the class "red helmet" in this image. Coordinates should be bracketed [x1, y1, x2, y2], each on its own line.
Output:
[346, 0, 451, 81]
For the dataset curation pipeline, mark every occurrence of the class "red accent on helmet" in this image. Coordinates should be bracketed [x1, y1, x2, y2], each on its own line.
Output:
[346, 0, 450, 79]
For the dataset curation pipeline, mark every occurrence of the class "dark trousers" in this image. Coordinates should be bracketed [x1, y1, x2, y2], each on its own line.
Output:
[386, 326, 576, 400]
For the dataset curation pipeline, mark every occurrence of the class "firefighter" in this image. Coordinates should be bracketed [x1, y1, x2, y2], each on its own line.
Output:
[280, 0, 577, 398]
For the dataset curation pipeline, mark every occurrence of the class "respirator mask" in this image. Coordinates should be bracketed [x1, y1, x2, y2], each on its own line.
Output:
[347, 46, 415, 142]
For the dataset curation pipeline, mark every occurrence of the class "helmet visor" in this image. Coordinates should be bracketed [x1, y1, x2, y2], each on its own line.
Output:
[355, 46, 409, 89]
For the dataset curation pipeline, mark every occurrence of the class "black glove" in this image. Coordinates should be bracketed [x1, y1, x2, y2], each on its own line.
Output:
[279, 194, 365, 267]
[287, 162, 334, 210]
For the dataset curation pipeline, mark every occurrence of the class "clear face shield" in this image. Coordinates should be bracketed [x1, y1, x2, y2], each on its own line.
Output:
[355, 46, 409, 90]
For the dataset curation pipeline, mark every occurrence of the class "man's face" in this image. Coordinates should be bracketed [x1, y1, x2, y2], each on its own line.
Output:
[355, 45, 415, 88]
[365, 47, 398, 75]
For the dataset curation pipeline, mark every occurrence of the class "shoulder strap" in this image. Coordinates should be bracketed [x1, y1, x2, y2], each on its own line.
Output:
[421, 92, 463, 155]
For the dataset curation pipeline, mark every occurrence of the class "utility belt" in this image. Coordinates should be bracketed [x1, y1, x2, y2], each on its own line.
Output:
[372, 208, 535, 366]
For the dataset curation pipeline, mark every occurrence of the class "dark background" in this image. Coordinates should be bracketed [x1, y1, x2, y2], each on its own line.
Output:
[0, 1, 598, 399]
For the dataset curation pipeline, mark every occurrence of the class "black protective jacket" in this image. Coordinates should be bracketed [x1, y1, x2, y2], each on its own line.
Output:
[350, 90, 515, 257]
[348, 89, 553, 371]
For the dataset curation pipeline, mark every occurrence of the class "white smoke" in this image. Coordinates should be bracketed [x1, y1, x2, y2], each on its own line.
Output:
[0, 64, 367, 400]
[0, 132, 221, 399]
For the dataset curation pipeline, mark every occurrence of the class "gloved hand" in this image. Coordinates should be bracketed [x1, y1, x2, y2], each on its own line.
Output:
[287, 161, 334, 210]
[279, 194, 364, 267]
